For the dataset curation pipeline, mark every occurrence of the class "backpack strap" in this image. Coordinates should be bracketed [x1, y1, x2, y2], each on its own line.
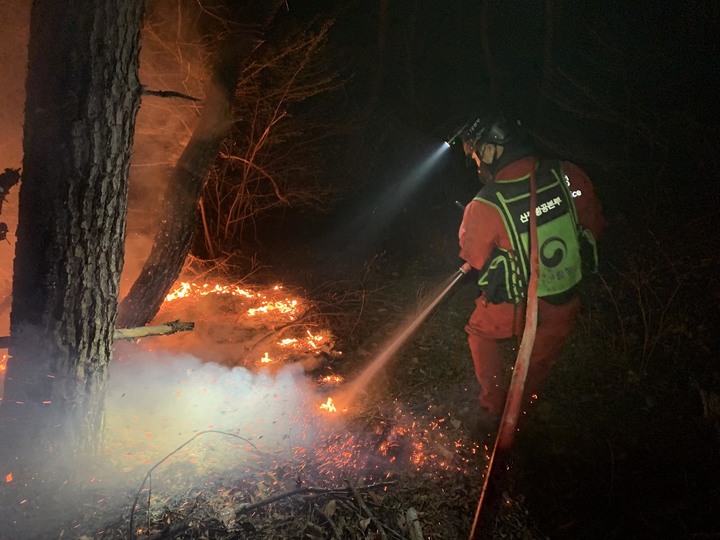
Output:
[477, 247, 525, 304]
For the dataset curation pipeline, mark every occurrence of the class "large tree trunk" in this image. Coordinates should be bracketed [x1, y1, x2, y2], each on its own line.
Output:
[1, 0, 145, 456]
[117, 0, 284, 329]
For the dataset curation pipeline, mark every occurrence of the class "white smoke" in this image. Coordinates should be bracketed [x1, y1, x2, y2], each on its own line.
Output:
[1, 347, 336, 539]
[104, 346, 320, 467]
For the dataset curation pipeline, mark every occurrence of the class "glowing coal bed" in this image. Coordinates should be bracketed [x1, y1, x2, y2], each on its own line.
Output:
[0, 281, 489, 538]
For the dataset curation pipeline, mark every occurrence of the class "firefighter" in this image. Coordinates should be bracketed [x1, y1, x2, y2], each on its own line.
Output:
[458, 114, 606, 434]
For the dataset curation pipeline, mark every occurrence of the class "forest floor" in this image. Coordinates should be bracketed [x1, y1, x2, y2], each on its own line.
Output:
[98, 245, 508, 539]
[183, 185, 719, 540]
[5, 181, 717, 539]
[92, 188, 720, 539]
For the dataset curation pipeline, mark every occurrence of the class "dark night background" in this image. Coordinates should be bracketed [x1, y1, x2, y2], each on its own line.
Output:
[254, 0, 719, 259]
[247, 1, 720, 539]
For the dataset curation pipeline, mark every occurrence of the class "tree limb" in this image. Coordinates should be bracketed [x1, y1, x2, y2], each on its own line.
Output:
[141, 87, 200, 102]
[0, 320, 194, 348]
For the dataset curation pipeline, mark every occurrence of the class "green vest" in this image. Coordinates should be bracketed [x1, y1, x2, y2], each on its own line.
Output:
[473, 160, 592, 304]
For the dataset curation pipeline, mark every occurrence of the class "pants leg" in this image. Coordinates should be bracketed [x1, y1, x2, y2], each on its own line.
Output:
[466, 332, 507, 414]
[465, 296, 518, 414]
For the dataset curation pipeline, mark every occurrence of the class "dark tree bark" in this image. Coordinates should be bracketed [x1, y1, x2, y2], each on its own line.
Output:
[1, 0, 145, 455]
[117, 0, 284, 329]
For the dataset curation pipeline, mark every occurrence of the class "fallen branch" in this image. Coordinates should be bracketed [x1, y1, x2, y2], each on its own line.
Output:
[241, 307, 317, 359]
[113, 320, 195, 341]
[0, 320, 195, 349]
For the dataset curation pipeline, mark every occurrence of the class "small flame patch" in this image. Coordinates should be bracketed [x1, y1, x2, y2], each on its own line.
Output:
[319, 397, 337, 413]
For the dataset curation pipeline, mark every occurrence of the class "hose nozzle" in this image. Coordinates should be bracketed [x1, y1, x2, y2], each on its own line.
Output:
[459, 262, 472, 274]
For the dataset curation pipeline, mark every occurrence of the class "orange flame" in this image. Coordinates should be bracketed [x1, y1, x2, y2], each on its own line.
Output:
[165, 281, 255, 302]
[319, 397, 337, 413]
[305, 329, 324, 349]
[260, 352, 272, 363]
[163, 281, 301, 320]
[5, 473, 12, 483]
[247, 299, 298, 317]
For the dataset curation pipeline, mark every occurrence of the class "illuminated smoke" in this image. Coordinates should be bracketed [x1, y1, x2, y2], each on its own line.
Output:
[1, 347, 329, 538]
[104, 347, 320, 465]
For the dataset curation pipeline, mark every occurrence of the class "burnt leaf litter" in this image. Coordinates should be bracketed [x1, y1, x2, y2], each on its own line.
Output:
[6, 184, 718, 539]
[53, 227, 540, 538]
[82, 194, 718, 539]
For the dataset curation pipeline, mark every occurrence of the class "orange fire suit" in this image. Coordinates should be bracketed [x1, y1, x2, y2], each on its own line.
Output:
[459, 156, 606, 414]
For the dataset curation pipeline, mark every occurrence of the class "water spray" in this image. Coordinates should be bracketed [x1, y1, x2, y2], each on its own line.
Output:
[336, 264, 470, 409]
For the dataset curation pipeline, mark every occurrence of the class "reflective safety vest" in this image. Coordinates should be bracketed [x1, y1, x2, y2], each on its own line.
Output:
[474, 160, 596, 304]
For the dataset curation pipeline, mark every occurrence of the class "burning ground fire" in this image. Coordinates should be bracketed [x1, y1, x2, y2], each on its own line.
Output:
[152, 280, 338, 372]
[100, 353, 483, 482]
[320, 396, 338, 412]
[2, 280, 488, 537]
[164, 281, 300, 318]
[112, 280, 486, 475]
[91, 349, 486, 525]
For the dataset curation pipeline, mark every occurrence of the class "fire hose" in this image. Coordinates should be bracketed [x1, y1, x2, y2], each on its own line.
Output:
[468, 168, 540, 539]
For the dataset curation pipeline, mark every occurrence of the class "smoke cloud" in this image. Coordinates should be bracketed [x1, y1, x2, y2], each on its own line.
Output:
[105, 345, 320, 461]
[1, 346, 336, 538]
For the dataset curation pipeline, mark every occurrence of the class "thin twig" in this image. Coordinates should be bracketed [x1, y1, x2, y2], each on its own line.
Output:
[236, 480, 395, 514]
[128, 430, 263, 539]
[313, 502, 340, 539]
[345, 477, 388, 540]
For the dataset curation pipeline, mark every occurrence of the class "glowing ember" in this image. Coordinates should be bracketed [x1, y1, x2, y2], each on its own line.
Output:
[319, 374, 344, 385]
[260, 352, 272, 363]
[305, 330, 324, 349]
[277, 330, 331, 351]
[247, 299, 299, 317]
[319, 397, 337, 413]
[300, 405, 486, 477]
[5, 472, 12, 483]
[162, 280, 301, 317]
[0, 354, 7, 402]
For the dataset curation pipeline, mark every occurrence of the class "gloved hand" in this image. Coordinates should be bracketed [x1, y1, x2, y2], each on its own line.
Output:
[459, 261, 472, 274]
